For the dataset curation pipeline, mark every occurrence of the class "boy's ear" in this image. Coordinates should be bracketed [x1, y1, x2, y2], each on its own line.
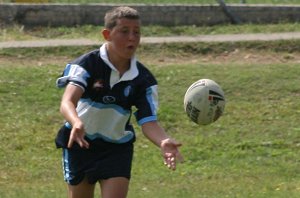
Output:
[102, 29, 111, 41]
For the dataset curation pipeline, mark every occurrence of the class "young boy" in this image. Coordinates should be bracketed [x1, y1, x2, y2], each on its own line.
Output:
[55, 6, 183, 198]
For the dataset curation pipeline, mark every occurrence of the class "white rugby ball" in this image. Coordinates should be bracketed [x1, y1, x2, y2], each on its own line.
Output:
[184, 79, 225, 125]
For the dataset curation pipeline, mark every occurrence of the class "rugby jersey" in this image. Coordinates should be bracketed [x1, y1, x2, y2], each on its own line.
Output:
[56, 44, 158, 144]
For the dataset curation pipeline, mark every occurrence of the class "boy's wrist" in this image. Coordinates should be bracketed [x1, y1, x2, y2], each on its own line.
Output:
[160, 138, 171, 148]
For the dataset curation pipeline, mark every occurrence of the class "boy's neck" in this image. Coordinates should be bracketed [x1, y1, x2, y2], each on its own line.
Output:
[106, 49, 130, 77]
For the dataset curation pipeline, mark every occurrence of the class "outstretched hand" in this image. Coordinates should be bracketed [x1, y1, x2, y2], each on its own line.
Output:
[160, 138, 184, 170]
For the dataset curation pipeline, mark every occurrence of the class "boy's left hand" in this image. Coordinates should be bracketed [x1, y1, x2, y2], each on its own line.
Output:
[160, 138, 184, 170]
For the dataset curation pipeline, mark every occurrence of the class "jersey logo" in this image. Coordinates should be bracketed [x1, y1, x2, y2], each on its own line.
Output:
[93, 79, 104, 92]
[103, 96, 116, 104]
[124, 85, 132, 97]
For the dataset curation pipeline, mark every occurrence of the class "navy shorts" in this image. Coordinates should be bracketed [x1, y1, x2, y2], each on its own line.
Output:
[62, 140, 134, 185]
[58, 126, 134, 185]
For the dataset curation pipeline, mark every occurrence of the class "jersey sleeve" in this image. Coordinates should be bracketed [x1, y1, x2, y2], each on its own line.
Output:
[56, 63, 90, 91]
[134, 83, 159, 126]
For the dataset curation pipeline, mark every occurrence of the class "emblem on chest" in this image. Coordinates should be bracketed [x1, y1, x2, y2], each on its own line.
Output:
[102, 96, 116, 103]
[124, 85, 132, 97]
[93, 79, 104, 92]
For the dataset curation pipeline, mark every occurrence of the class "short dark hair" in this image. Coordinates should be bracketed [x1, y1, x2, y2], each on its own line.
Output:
[104, 6, 140, 29]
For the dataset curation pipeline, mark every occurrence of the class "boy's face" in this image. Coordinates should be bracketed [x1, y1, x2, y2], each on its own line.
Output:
[104, 18, 141, 60]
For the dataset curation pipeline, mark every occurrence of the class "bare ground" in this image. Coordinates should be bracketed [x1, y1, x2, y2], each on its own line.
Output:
[1, 32, 300, 67]
[140, 50, 300, 66]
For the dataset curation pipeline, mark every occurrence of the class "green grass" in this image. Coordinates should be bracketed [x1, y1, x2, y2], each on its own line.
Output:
[1, 0, 300, 4]
[1, 23, 300, 42]
[0, 42, 299, 197]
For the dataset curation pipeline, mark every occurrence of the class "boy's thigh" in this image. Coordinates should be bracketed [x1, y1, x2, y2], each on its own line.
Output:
[100, 177, 129, 198]
[68, 177, 96, 198]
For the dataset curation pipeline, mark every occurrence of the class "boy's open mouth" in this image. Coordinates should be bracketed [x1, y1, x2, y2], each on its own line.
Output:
[127, 45, 135, 50]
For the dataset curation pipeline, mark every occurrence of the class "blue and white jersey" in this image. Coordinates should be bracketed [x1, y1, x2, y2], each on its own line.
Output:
[56, 44, 158, 144]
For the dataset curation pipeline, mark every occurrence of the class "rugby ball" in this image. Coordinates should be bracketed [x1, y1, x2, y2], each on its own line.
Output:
[184, 79, 225, 125]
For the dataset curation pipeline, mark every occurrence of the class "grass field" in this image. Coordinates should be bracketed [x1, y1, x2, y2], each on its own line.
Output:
[2, 23, 300, 42]
[0, 0, 300, 4]
[0, 39, 300, 197]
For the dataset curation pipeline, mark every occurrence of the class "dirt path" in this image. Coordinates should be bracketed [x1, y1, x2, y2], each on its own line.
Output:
[1, 32, 300, 67]
[1, 32, 300, 48]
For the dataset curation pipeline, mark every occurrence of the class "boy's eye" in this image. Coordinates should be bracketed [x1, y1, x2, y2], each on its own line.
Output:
[134, 30, 141, 35]
[119, 29, 140, 36]
[120, 29, 129, 34]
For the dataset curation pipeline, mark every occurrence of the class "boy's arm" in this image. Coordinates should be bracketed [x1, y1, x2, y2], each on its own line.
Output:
[60, 83, 89, 149]
[141, 121, 183, 170]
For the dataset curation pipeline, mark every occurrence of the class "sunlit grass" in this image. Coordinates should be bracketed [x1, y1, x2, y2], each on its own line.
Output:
[0, 43, 299, 197]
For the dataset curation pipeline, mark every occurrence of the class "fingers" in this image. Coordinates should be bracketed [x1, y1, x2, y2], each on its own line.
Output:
[174, 141, 182, 147]
[164, 153, 176, 170]
[68, 136, 89, 149]
[67, 128, 89, 149]
[164, 152, 184, 171]
[79, 138, 89, 149]
[161, 138, 184, 170]
[176, 152, 184, 163]
[67, 138, 74, 148]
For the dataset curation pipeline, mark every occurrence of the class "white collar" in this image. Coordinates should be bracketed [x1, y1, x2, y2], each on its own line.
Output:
[100, 43, 139, 84]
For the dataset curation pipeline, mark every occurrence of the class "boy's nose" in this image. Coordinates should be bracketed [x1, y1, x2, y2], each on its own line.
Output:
[128, 32, 139, 41]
